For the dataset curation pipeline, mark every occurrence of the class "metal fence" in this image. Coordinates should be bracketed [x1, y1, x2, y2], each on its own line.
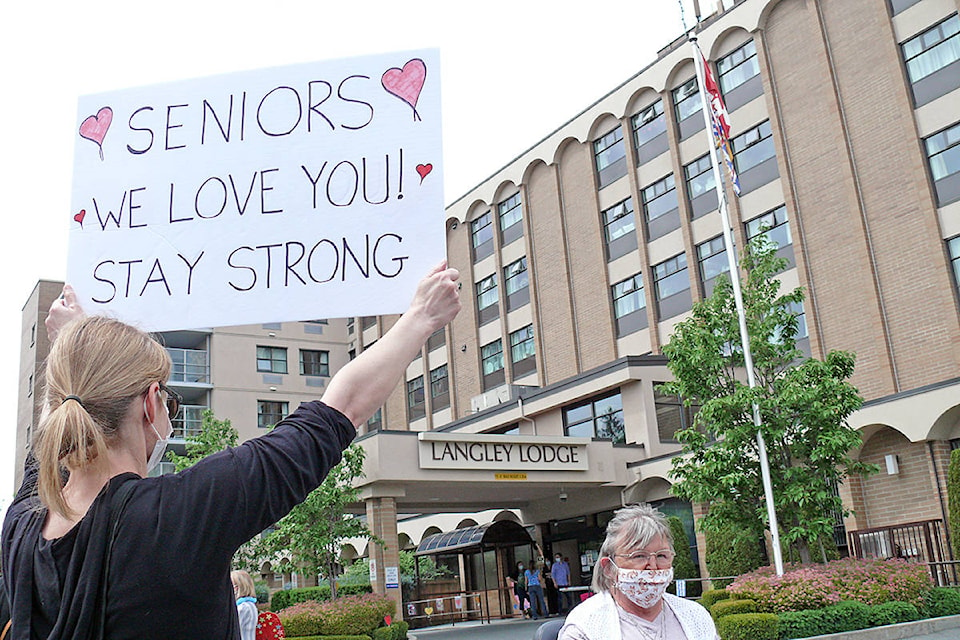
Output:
[847, 519, 955, 586]
[404, 591, 484, 627]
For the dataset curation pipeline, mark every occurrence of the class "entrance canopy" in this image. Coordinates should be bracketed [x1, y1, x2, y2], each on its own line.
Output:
[414, 520, 532, 556]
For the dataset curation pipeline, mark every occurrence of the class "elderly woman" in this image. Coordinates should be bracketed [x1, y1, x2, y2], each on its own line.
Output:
[559, 504, 718, 640]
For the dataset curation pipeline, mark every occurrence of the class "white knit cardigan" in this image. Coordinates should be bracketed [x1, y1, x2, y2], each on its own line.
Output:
[559, 592, 719, 640]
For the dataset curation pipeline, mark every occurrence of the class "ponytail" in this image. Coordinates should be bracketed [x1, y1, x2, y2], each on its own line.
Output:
[34, 316, 171, 518]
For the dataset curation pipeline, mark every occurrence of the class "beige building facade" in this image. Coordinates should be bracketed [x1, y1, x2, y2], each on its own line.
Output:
[16, 0, 960, 620]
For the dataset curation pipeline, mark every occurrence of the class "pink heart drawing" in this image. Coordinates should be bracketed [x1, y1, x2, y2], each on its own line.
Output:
[74, 209, 86, 226]
[416, 163, 433, 183]
[79, 106, 113, 160]
[382, 59, 426, 121]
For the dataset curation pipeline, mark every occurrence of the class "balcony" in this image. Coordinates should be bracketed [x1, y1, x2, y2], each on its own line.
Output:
[166, 347, 210, 384]
[171, 404, 207, 441]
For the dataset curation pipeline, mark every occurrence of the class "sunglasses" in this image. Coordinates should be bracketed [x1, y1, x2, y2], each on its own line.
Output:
[157, 382, 183, 419]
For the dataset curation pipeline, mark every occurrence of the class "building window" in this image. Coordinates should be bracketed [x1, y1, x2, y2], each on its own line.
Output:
[594, 126, 628, 188]
[653, 253, 692, 319]
[498, 193, 524, 245]
[407, 376, 425, 421]
[471, 212, 494, 261]
[889, 0, 922, 15]
[367, 407, 382, 432]
[430, 365, 450, 411]
[476, 274, 499, 325]
[258, 400, 289, 429]
[563, 391, 625, 444]
[925, 121, 960, 206]
[731, 120, 778, 193]
[901, 15, 960, 106]
[427, 328, 446, 352]
[504, 257, 530, 311]
[684, 154, 718, 219]
[299, 349, 329, 376]
[642, 174, 681, 240]
[602, 199, 638, 261]
[632, 99, 669, 163]
[27, 373, 33, 397]
[361, 316, 377, 330]
[611, 273, 648, 337]
[256, 346, 288, 374]
[697, 236, 731, 297]
[654, 387, 697, 443]
[347, 317, 354, 334]
[717, 40, 761, 110]
[509, 325, 536, 377]
[948, 236, 960, 295]
[481, 339, 505, 390]
[30, 323, 36, 347]
[673, 77, 704, 140]
[745, 205, 795, 269]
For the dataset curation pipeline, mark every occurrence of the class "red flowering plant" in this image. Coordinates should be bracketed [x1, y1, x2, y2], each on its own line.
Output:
[727, 558, 933, 613]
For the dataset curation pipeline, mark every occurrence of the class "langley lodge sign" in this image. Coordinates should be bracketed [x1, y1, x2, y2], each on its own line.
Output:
[418, 432, 590, 471]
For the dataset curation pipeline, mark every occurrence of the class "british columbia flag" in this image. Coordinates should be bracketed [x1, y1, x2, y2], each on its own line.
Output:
[700, 50, 742, 196]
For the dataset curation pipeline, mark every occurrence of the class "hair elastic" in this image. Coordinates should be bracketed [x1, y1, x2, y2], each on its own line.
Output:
[63, 395, 85, 408]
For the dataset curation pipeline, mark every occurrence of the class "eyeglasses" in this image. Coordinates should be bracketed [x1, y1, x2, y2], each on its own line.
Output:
[615, 549, 675, 569]
[158, 382, 183, 419]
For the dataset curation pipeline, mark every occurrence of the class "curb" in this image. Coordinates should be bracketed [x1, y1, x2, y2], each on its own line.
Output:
[804, 614, 960, 640]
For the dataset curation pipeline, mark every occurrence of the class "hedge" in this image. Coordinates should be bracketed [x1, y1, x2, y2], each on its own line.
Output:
[818, 601, 871, 634]
[271, 584, 373, 611]
[711, 599, 757, 622]
[701, 589, 731, 610]
[869, 601, 920, 627]
[371, 621, 409, 640]
[717, 613, 778, 640]
[278, 594, 394, 638]
[922, 587, 960, 618]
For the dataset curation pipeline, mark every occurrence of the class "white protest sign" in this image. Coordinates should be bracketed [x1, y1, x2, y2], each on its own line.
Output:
[68, 49, 443, 332]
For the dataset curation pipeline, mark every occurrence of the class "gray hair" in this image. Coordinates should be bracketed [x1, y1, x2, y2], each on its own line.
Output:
[592, 503, 674, 593]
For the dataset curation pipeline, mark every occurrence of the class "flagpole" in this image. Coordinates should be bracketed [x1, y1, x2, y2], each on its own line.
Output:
[681, 6, 785, 576]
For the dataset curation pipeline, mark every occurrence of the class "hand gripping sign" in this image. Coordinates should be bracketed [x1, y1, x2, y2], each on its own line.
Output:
[68, 50, 443, 332]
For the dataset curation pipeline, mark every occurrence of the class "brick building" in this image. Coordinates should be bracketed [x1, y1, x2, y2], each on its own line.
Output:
[16, 0, 960, 619]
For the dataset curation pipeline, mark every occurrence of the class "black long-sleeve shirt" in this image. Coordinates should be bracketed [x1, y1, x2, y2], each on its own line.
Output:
[2, 401, 355, 640]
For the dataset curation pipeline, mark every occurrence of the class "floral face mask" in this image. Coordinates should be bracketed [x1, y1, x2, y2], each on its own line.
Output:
[609, 560, 673, 609]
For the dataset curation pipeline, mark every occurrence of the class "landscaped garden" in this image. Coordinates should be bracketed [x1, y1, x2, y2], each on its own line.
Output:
[701, 557, 960, 639]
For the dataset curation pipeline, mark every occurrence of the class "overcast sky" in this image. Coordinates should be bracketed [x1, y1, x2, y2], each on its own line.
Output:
[0, 0, 711, 515]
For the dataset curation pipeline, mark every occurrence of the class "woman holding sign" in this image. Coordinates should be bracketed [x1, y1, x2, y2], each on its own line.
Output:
[2, 263, 460, 640]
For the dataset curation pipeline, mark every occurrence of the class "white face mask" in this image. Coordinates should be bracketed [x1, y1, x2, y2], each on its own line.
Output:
[610, 560, 673, 609]
[144, 395, 170, 473]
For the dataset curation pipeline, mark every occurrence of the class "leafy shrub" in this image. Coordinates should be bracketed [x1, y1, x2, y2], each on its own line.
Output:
[317, 594, 394, 636]
[270, 584, 373, 611]
[728, 557, 932, 613]
[254, 581, 270, 604]
[949, 449, 960, 560]
[869, 601, 920, 627]
[291, 636, 369, 640]
[277, 600, 325, 638]
[711, 598, 757, 622]
[705, 521, 766, 589]
[819, 601, 870, 633]
[778, 609, 826, 639]
[701, 588, 731, 609]
[667, 516, 702, 598]
[716, 613, 778, 640]
[371, 622, 408, 640]
[922, 587, 960, 618]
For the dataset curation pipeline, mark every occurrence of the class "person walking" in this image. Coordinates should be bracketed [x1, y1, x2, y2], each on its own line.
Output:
[525, 561, 548, 620]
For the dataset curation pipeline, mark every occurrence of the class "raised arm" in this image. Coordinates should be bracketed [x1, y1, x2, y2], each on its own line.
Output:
[321, 262, 461, 427]
[45, 284, 86, 343]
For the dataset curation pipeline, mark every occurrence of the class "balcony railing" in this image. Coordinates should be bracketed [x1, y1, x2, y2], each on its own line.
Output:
[171, 405, 207, 440]
[166, 348, 210, 384]
[848, 519, 953, 586]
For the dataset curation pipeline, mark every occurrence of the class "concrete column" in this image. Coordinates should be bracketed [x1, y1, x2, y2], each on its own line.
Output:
[366, 496, 403, 618]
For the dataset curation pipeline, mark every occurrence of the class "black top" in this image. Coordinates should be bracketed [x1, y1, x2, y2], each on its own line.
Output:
[2, 401, 355, 640]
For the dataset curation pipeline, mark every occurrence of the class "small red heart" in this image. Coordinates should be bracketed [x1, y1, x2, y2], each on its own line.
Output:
[74, 209, 86, 225]
[416, 163, 433, 182]
[384, 615, 392, 626]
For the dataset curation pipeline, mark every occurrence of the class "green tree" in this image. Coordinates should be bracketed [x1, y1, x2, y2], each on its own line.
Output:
[667, 515, 701, 597]
[166, 409, 238, 472]
[948, 449, 960, 560]
[661, 238, 876, 564]
[260, 444, 373, 598]
[704, 520, 766, 588]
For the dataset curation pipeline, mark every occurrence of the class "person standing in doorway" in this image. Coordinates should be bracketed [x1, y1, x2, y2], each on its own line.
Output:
[525, 561, 548, 620]
[551, 553, 573, 613]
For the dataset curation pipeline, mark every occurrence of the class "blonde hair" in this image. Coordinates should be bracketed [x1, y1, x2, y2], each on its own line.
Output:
[231, 570, 257, 598]
[34, 316, 171, 518]
[592, 503, 674, 593]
